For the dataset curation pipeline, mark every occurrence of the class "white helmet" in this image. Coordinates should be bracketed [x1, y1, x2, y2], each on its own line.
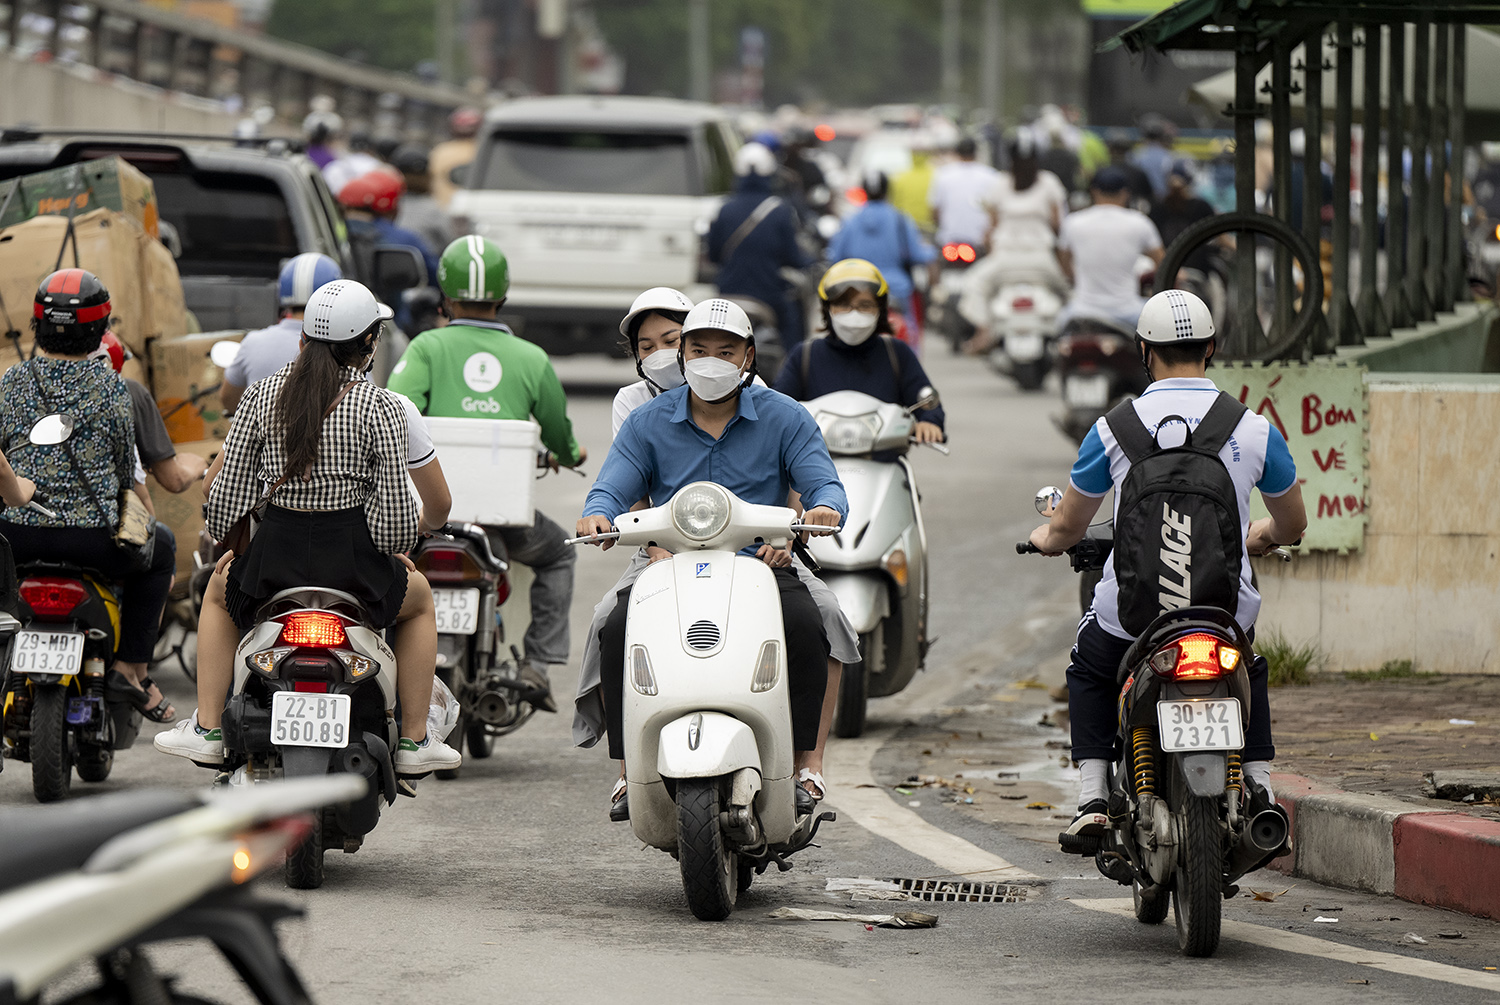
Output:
[1135, 289, 1216, 345]
[619, 287, 694, 337]
[302, 280, 393, 343]
[681, 298, 754, 340]
[733, 142, 778, 178]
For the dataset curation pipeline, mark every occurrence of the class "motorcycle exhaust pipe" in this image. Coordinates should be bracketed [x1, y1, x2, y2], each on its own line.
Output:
[1248, 807, 1289, 853]
[473, 688, 513, 725]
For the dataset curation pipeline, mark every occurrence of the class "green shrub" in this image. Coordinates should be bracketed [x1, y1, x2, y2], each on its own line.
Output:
[1344, 658, 1433, 682]
[1259, 630, 1323, 687]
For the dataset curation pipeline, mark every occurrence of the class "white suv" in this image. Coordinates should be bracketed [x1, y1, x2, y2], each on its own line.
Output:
[450, 96, 739, 356]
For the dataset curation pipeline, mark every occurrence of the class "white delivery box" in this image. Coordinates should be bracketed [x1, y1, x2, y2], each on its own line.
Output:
[424, 417, 540, 527]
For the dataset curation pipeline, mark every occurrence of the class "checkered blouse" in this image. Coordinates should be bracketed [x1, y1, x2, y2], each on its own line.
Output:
[205, 364, 418, 555]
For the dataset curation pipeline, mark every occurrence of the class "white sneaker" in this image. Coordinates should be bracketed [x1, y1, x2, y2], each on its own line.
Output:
[154, 715, 224, 764]
[394, 735, 461, 775]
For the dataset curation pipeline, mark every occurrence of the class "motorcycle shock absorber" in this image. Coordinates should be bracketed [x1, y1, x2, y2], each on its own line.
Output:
[1226, 751, 1243, 798]
[1131, 726, 1156, 797]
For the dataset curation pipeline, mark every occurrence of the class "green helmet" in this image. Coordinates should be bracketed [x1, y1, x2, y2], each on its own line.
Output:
[438, 235, 509, 302]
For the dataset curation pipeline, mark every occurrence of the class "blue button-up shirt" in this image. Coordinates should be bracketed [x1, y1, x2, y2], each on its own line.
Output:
[583, 384, 848, 549]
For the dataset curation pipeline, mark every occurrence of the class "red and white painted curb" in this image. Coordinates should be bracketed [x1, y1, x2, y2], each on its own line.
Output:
[1270, 772, 1500, 919]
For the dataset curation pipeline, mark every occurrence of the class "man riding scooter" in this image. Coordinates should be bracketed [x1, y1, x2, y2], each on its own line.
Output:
[576, 298, 846, 818]
[388, 235, 586, 712]
[1025, 290, 1307, 840]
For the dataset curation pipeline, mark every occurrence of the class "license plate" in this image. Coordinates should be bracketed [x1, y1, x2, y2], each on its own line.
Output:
[10, 631, 84, 675]
[1064, 374, 1110, 409]
[1157, 698, 1244, 752]
[433, 588, 481, 635]
[1006, 332, 1045, 361]
[271, 691, 352, 748]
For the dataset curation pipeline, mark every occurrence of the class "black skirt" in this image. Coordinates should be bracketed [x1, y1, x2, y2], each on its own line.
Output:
[225, 505, 408, 632]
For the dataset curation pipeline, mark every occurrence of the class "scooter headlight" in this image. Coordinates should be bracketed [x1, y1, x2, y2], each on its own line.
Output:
[672, 483, 731, 542]
[630, 645, 658, 696]
[750, 640, 781, 693]
[815, 412, 880, 454]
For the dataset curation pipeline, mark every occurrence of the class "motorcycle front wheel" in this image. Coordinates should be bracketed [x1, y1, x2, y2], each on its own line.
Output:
[30, 684, 73, 802]
[1172, 778, 1224, 956]
[675, 778, 737, 921]
[285, 806, 331, 889]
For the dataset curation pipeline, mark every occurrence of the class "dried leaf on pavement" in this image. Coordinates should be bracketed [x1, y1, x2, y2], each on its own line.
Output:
[1025, 802, 1055, 810]
[1250, 888, 1292, 902]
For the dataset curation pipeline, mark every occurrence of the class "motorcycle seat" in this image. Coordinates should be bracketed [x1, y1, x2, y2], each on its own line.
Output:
[257, 586, 371, 624]
[0, 790, 201, 895]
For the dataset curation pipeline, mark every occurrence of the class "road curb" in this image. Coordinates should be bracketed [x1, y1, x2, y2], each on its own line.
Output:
[1269, 771, 1500, 919]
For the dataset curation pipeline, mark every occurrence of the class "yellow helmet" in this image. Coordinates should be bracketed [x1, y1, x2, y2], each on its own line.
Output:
[818, 258, 889, 301]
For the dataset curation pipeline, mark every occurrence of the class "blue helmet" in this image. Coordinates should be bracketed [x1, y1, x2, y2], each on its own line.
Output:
[278, 253, 343, 308]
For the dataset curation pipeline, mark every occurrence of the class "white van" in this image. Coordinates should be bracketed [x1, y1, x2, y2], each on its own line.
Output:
[449, 96, 739, 356]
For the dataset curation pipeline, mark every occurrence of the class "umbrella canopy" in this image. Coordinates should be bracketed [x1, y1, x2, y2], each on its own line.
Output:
[1188, 24, 1500, 139]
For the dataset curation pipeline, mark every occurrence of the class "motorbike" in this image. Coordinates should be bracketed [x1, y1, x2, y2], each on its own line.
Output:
[0, 774, 362, 1004]
[1019, 486, 1291, 957]
[567, 483, 839, 921]
[0, 413, 143, 803]
[1054, 315, 1150, 444]
[410, 521, 524, 779]
[987, 273, 1065, 391]
[213, 586, 405, 889]
[801, 388, 944, 738]
[928, 241, 981, 352]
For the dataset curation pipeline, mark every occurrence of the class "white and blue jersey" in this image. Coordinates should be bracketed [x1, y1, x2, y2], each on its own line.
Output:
[1069, 377, 1297, 640]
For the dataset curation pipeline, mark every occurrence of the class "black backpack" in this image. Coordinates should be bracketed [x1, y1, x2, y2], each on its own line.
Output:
[1104, 392, 1247, 636]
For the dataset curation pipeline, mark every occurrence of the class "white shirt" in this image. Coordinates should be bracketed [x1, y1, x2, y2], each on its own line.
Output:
[392, 392, 436, 469]
[611, 376, 769, 438]
[928, 160, 1001, 246]
[986, 170, 1068, 249]
[1056, 204, 1163, 320]
[1069, 378, 1298, 640]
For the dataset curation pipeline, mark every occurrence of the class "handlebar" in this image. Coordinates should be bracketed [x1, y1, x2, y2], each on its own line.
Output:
[565, 523, 842, 548]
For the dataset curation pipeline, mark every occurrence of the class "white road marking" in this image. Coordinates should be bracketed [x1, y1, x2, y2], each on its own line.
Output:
[825, 736, 1037, 882]
[1072, 898, 1500, 992]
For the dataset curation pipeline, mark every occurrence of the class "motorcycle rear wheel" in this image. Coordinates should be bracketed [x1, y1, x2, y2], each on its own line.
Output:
[1172, 788, 1224, 956]
[1012, 360, 1048, 391]
[30, 685, 73, 802]
[285, 806, 331, 889]
[675, 778, 737, 921]
[466, 716, 496, 760]
[76, 706, 116, 784]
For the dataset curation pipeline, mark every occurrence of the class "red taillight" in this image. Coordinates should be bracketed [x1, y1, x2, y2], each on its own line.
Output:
[278, 612, 347, 648]
[957, 243, 976, 263]
[814, 124, 836, 142]
[19, 577, 87, 619]
[941, 242, 976, 264]
[943, 243, 960, 262]
[1012, 296, 1034, 311]
[844, 186, 867, 207]
[495, 573, 511, 607]
[415, 545, 483, 583]
[293, 680, 330, 693]
[1151, 632, 1241, 680]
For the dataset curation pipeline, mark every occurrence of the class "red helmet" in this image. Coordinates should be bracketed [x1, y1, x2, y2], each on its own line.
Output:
[34, 268, 111, 337]
[337, 170, 404, 214]
[88, 329, 129, 373]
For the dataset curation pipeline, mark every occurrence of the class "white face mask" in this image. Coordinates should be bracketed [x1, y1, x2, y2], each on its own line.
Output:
[830, 310, 879, 345]
[640, 346, 684, 391]
[683, 355, 748, 402]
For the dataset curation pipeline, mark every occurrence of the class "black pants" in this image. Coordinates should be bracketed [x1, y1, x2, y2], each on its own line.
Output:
[599, 565, 829, 761]
[0, 521, 176, 664]
[1067, 611, 1274, 763]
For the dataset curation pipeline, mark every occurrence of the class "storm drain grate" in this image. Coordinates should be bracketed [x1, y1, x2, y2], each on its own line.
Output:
[889, 879, 1030, 903]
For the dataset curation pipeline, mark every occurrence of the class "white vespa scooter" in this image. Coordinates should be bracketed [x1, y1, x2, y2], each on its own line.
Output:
[569, 482, 838, 921]
[801, 388, 944, 738]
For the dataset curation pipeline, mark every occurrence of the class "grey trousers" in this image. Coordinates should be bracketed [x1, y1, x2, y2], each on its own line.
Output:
[486, 510, 576, 667]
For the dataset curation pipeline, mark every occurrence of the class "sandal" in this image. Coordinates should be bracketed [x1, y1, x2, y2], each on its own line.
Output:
[609, 777, 629, 823]
[108, 671, 176, 723]
[796, 768, 826, 815]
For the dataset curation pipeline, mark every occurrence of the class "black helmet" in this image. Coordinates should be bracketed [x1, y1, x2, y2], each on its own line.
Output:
[34, 268, 111, 337]
[391, 143, 430, 177]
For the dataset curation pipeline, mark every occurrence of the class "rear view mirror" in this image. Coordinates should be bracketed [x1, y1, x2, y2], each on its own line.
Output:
[1034, 485, 1063, 517]
[209, 340, 241, 369]
[906, 386, 941, 414]
[29, 413, 75, 446]
[373, 246, 426, 302]
[448, 162, 471, 188]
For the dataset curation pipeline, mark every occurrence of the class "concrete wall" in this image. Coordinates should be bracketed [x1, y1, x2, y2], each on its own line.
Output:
[1256, 374, 1500, 673]
[1337, 302, 1500, 374]
[0, 54, 239, 135]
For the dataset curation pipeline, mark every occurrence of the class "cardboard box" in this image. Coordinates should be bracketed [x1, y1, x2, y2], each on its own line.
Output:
[148, 438, 221, 582]
[150, 331, 244, 442]
[0, 208, 184, 358]
[0, 157, 159, 237]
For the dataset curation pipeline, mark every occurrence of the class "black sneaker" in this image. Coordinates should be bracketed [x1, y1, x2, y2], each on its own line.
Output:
[1063, 798, 1109, 839]
[515, 660, 559, 713]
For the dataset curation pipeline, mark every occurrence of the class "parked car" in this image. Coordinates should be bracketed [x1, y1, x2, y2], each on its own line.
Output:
[0, 132, 352, 332]
[448, 96, 738, 356]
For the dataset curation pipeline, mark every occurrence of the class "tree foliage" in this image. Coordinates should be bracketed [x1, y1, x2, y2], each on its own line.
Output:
[266, 0, 435, 73]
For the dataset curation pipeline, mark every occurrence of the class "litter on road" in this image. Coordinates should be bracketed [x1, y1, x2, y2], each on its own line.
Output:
[769, 908, 939, 929]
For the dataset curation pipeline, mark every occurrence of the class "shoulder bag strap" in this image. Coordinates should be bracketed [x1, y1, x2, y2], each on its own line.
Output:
[799, 338, 815, 391]
[721, 196, 781, 264]
[1190, 391, 1249, 454]
[881, 335, 902, 382]
[1103, 398, 1157, 465]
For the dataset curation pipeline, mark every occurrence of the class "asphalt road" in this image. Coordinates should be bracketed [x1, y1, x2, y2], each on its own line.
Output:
[9, 350, 1500, 1003]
